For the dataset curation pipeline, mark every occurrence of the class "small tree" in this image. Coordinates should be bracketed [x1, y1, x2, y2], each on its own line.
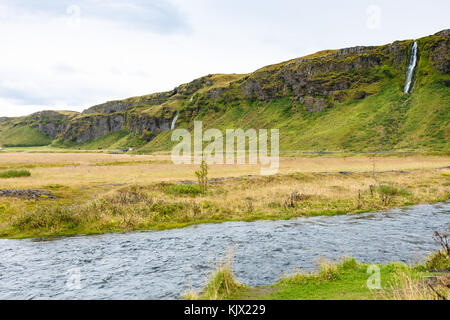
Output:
[195, 160, 209, 193]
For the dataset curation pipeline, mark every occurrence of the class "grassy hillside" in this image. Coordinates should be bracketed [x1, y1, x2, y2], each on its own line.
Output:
[1, 30, 448, 153]
[139, 77, 448, 153]
[0, 125, 53, 147]
[137, 32, 449, 153]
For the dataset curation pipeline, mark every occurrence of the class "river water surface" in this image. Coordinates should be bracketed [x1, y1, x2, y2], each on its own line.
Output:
[0, 202, 448, 300]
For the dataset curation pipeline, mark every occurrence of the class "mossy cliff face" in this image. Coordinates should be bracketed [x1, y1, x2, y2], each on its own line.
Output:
[83, 91, 177, 115]
[29, 111, 79, 139]
[8, 110, 79, 140]
[60, 113, 126, 143]
[424, 29, 450, 75]
[0, 30, 448, 150]
[238, 42, 411, 109]
[59, 109, 175, 143]
[0, 111, 79, 147]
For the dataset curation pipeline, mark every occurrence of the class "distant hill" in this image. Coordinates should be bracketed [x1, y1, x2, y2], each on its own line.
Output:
[1, 30, 449, 152]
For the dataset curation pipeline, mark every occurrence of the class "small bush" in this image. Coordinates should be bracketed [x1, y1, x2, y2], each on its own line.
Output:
[195, 160, 209, 192]
[200, 254, 243, 300]
[0, 170, 31, 178]
[284, 191, 311, 208]
[164, 184, 203, 197]
[318, 258, 341, 280]
[377, 185, 410, 197]
[419, 250, 450, 271]
[341, 257, 359, 270]
[13, 206, 83, 231]
[150, 201, 186, 217]
[109, 189, 152, 205]
[418, 230, 450, 271]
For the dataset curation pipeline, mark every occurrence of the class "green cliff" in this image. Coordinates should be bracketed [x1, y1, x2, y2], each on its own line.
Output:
[1, 30, 448, 152]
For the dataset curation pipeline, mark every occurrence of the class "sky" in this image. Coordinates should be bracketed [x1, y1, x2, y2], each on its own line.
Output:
[0, 0, 448, 117]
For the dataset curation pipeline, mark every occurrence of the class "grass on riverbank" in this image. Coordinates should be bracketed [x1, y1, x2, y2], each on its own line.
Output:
[0, 167, 448, 239]
[0, 153, 448, 239]
[186, 246, 450, 300]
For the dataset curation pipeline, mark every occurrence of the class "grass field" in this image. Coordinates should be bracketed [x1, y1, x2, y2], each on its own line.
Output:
[0, 152, 448, 238]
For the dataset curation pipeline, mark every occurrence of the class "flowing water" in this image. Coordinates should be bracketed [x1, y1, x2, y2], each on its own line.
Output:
[171, 113, 179, 130]
[0, 202, 448, 300]
[404, 41, 418, 93]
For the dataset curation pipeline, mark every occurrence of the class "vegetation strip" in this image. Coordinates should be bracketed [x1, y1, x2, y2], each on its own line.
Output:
[185, 235, 450, 300]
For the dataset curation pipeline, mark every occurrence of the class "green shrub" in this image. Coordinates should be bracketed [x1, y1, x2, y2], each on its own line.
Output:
[13, 206, 83, 231]
[377, 185, 410, 197]
[150, 201, 186, 216]
[341, 257, 359, 270]
[198, 255, 243, 300]
[163, 184, 203, 196]
[0, 170, 31, 178]
[418, 250, 450, 271]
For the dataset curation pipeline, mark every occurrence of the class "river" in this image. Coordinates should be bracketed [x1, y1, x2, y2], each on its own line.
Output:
[0, 202, 448, 299]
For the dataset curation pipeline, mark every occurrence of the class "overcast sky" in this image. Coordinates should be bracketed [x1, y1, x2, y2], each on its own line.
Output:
[0, 0, 448, 117]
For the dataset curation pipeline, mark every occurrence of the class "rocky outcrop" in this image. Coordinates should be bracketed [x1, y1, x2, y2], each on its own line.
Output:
[83, 90, 178, 114]
[239, 41, 410, 104]
[27, 111, 79, 138]
[37, 122, 64, 138]
[429, 29, 449, 74]
[0, 189, 57, 200]
[83, 101, 132, 114]
[126, 112, 172, 136]
[302, 96, 328, 112]
[61, 113, 125, 143]
[60, 110, 175, 143]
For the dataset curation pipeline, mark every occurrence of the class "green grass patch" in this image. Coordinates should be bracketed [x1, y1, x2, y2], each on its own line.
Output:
[0, 126, 52, 147]
[0, 170, 31, 178]
[163, 184, 204, 197]
[12, 205, 83, 231]
[377, 185, 411, 197]
[188, 252, 450, 300]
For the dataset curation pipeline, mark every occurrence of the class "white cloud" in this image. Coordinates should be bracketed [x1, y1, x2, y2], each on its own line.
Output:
[0, 0, 449, 117]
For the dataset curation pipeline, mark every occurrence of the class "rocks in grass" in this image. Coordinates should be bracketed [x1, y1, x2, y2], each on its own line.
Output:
[0, 189, 57, 200]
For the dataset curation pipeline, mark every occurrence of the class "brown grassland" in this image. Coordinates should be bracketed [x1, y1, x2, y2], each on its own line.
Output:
[0, 152, 449, 239]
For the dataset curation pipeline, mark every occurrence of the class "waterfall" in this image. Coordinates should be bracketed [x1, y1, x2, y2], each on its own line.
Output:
[170, 113, 179, 130]
[403, 41, 418, 94]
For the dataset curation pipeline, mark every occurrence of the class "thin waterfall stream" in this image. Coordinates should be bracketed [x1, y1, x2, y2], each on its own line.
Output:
[404, 41, 418, 93]
[171, 113, 179, 130]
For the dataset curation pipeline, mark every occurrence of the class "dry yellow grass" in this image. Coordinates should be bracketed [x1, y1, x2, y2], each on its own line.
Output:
[384, 272, 450, 300]
[0, 152, 449, 238]
[0, 153, 448, 189]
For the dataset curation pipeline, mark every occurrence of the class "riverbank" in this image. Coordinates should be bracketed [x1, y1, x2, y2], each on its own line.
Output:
[186, 249, 450, 300]
[1, 202, 448, 299]
[0, 153, 448, 239]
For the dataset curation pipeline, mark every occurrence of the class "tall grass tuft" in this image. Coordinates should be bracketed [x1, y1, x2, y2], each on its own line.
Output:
[13, 205, 84, 231]
[418, 229, 450, 271]
[183, 252, 243, 300]
[386, 271, 449, 300]
[318, 257, 341, 280]
[163, 184, 203, 197]
[0, 170, 31, 178]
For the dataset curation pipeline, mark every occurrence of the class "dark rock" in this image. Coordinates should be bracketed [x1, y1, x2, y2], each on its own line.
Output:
[0, 189, 58, 200]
